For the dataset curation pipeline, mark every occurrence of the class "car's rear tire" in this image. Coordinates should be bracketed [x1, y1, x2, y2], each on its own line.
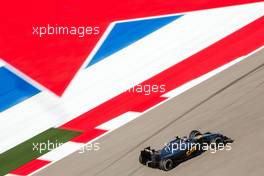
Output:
[139, 154, 145, 165]
[159, 159, 174, 171]
[189, 130, 202, 139]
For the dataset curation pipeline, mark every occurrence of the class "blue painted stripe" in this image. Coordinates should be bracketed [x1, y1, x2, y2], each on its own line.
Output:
[87, 15, 183, 67]
[0, 67, 40, 112]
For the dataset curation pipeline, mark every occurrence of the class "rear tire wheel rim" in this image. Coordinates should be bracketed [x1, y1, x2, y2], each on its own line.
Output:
[164, 160, 173, 170]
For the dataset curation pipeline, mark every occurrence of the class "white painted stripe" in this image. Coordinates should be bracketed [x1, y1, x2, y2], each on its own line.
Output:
[0, 60, 4, 67]
[1, 3, 263, 153]
[96, 112, 140, 131]
[39, 142, 83, 161]
[0, 92, 60, 153]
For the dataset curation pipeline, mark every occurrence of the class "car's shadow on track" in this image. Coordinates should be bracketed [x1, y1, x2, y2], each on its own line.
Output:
[168, 150, 206, 171]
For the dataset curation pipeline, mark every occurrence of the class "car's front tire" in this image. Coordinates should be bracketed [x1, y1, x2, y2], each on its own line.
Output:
[159, 159, 174, 171]
[139, 154, 145, 165]
[189, 130, 202, 139]
[210, 137, 224, 149]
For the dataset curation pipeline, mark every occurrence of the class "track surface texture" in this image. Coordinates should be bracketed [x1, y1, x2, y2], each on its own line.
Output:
[34, 49, 264, 176]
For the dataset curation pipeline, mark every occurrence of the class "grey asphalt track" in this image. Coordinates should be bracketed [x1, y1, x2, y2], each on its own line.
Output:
[34, 48, 264, 176]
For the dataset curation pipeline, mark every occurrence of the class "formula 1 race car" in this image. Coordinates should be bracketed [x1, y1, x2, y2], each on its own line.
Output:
[139, 130, 233, 171]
